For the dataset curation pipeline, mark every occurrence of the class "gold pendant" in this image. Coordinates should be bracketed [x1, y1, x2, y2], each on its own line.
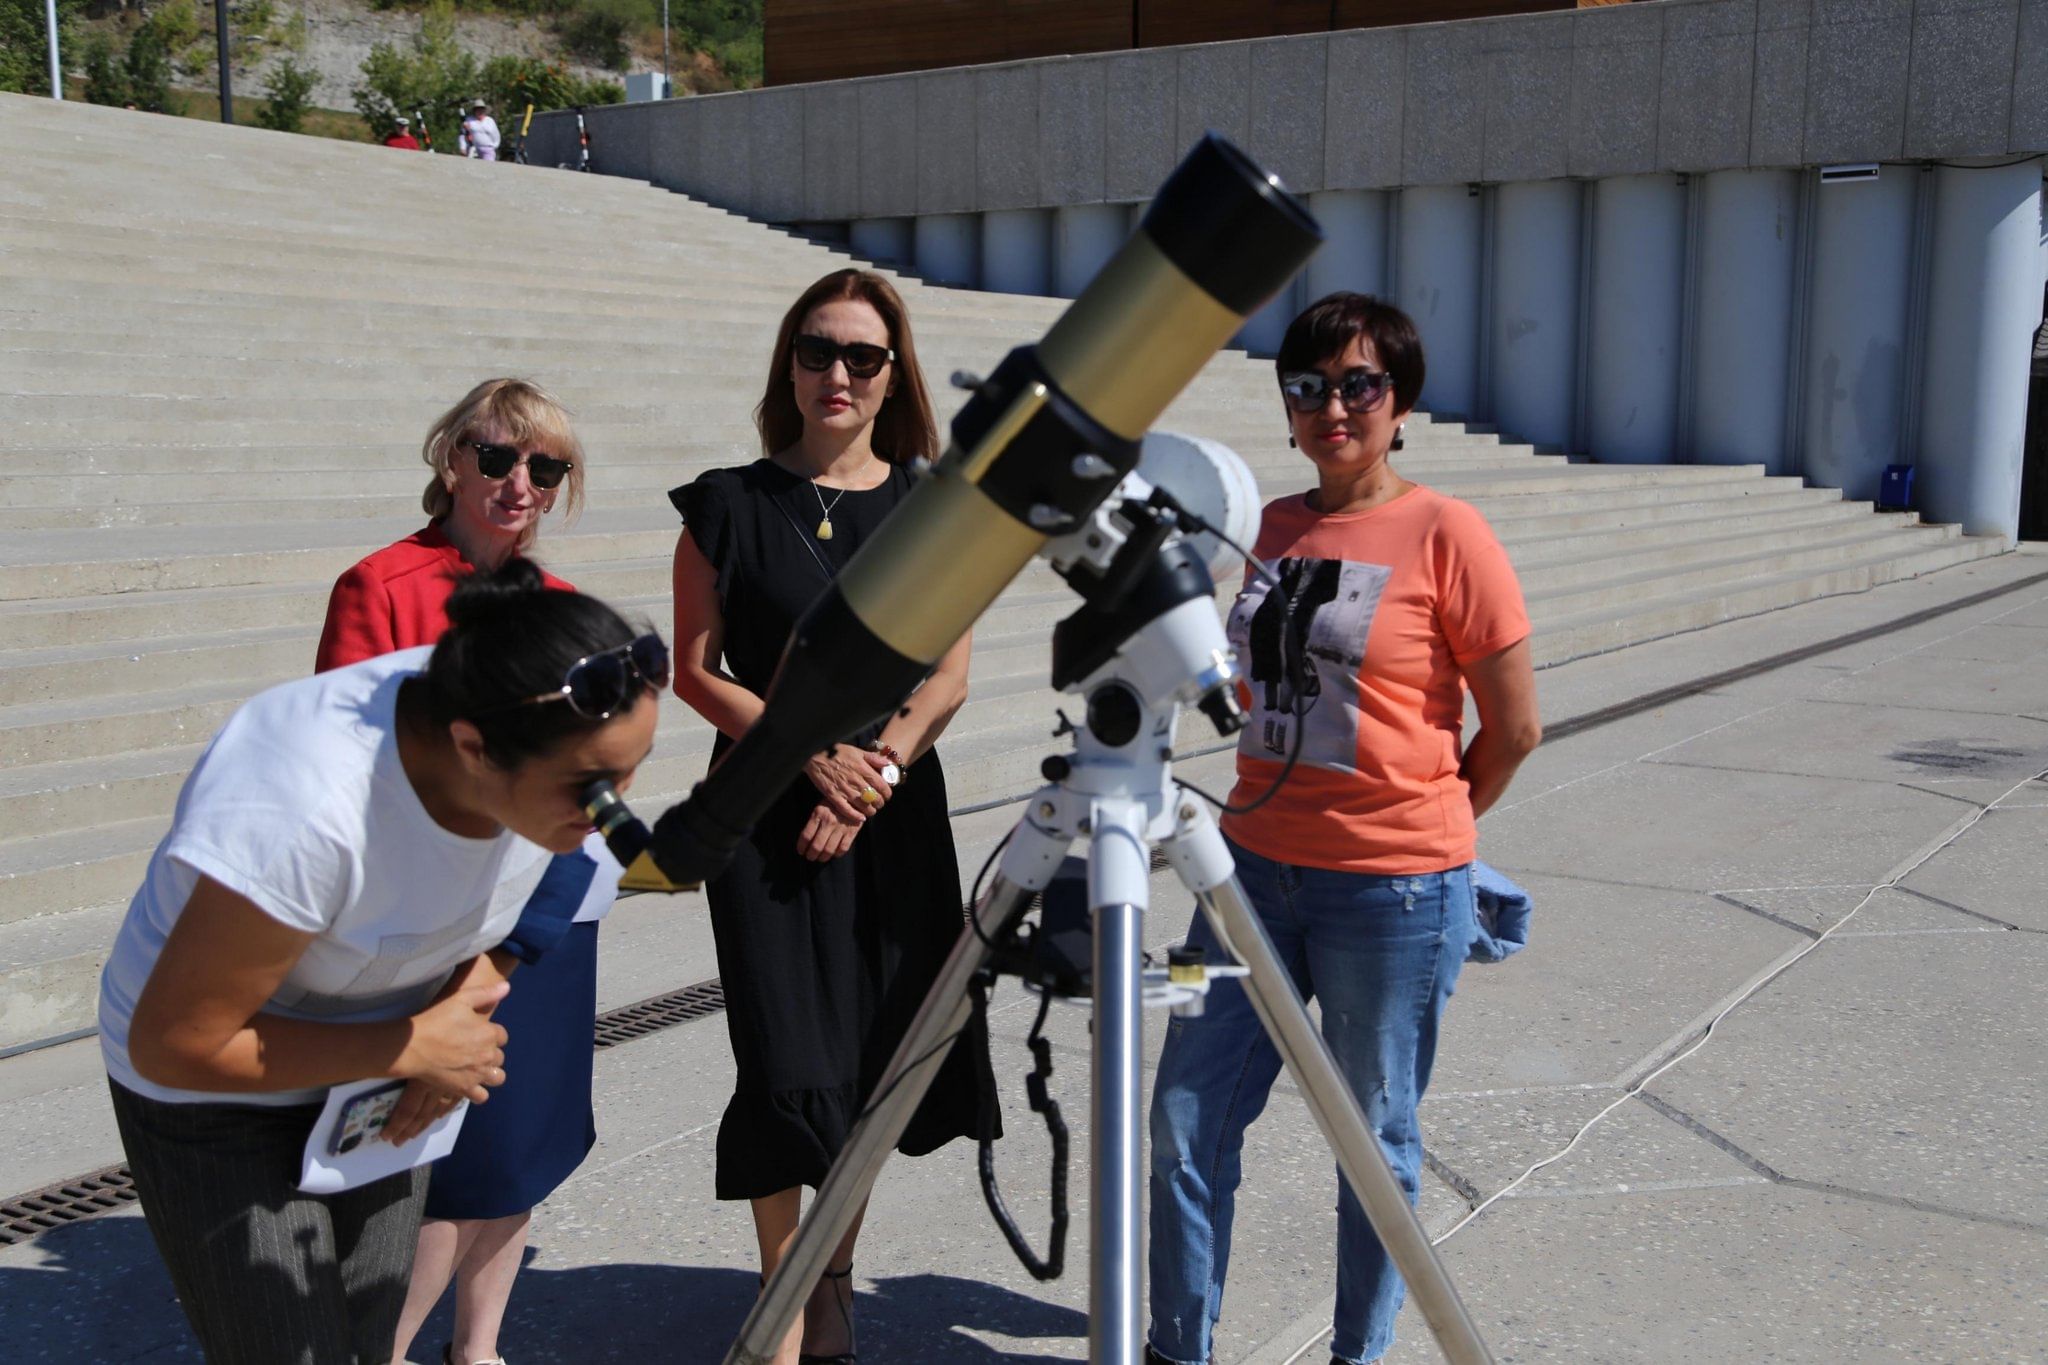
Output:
[816, 517, 834, 541]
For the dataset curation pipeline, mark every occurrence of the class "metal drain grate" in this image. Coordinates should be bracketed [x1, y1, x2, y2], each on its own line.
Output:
[0, 1167, 138, 1246]
[593, 978, 727, 1050]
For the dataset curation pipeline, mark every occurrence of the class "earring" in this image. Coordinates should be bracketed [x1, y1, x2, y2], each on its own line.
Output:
[1287, 433, 1297, 449]
[1392, 425, 1405, 452]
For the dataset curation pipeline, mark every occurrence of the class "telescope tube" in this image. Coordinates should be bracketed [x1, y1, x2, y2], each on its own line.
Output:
[624, 134, 1321, 890]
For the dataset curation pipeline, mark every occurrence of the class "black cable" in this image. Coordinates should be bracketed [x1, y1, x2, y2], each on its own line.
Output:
[975, 980, 1069, 1281]
[964, 828, 1012, 950]
[1169, 508, 1312, 816]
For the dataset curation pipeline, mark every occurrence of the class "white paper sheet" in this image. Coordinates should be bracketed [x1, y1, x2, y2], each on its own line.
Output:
[298, 1077, 467, 1195]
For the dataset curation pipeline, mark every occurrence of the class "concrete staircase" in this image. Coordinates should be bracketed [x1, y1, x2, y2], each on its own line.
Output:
[0, 93, 2006, 1055]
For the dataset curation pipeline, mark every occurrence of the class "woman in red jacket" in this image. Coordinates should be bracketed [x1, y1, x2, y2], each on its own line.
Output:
[317, 378, 604, 1365]
[316, 377, 583, 667]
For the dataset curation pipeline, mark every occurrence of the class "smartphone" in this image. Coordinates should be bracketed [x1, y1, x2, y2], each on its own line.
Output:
[327, 1081, 409, 1156]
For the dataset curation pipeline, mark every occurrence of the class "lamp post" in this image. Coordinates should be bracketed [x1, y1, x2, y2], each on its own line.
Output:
[45, 0, 61, 98]
[214, 0, 233, 122]
[661, 0, 670, 96]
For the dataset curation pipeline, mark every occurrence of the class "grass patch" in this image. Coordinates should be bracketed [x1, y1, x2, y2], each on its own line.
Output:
[65, 74, 375, 142]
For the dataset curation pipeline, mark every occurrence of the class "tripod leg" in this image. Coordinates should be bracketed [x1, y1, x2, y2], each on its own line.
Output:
[1088, 799, 1150, 1365]
[724, 876, 1037, 1365]
[1193, 875, 1494, 1365]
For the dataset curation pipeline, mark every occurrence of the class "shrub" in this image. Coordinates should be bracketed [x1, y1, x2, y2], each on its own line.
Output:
[553, 0, 640, 72]
[352, 0, 478, 150]
[0, 0, 84, 95]
[257, 55, 316, 132]
[80, 30, 132, 106]
[122, 7, 181, 112]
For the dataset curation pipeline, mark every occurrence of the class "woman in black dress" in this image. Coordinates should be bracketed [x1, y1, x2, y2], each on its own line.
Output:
[669, 268, 996, 1365]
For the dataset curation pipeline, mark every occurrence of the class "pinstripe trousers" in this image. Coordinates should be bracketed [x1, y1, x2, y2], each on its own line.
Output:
[109, 1080, 430, 1365]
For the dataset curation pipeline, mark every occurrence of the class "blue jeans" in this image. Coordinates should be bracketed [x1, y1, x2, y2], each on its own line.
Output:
[1147, 841, 1477, 1365]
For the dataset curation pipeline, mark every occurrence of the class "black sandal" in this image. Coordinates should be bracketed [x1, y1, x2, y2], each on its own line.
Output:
[797, 1265, 857, 1365]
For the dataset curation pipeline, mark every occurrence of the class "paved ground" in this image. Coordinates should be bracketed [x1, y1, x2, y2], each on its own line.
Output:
[3, 546, 2045, 1363]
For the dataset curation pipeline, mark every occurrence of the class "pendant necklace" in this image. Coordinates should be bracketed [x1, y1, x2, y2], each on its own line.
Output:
[812, 480, 851, 540]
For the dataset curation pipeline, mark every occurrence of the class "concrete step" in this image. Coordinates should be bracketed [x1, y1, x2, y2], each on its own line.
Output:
[1533, 533, 2007, 665]
[0, 516, 680, 600]
[1524, 521, 1965, 619]
[4, 274, 1073, 335]
[0, 444, 1546, 522]
[0, 235, 1067, 318]
[0, 900, 123, 1050]
[0, 818, 164, 932]
[1513, 510, 1928, 589]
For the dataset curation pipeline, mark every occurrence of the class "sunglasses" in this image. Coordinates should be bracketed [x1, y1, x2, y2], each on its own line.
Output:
[467, 440, 574, 491]
[793, 334, 895, 380]
[1278, 368, 1395, 416]
[497, 634, 671, 720]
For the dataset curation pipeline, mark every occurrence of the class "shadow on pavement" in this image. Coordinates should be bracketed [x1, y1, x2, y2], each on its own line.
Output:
[2, 1216, 1086, 1363]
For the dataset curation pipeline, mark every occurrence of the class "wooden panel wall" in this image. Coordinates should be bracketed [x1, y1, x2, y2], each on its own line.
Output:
[765, 1, 1132, 87]
[767, 0, 1590, 87]
[1135, 1, 1332, 48]
[1332, 0, 1571, 24]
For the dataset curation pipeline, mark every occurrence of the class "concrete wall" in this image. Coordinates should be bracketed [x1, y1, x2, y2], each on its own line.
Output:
[522, 2, 2048, 539]
[533, 0, 2048, 223]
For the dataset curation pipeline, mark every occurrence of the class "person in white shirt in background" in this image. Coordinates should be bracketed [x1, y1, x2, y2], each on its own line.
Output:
[463, 100, 501, 161]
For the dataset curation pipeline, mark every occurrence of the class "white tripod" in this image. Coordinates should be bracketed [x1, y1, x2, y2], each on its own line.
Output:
[726, 439, 1492, 1365]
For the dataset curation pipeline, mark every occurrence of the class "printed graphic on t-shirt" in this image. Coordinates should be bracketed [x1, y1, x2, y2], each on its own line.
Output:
[1227, 557, 1390, 773]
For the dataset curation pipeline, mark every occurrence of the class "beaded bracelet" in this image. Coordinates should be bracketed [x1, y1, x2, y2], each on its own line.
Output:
[867, 740, 905, 786]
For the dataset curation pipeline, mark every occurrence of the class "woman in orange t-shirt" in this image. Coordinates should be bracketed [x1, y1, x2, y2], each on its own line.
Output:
[1146, 295, 1542, 1365]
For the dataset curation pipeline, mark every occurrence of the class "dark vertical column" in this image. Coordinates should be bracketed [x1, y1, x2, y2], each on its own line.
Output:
[214, 0, 233, 123]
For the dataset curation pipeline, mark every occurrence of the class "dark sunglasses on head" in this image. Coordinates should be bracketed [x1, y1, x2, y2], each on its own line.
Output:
[467, 440, 574, 491]
[793, 334, 895, 380]
[496, 634, 671, 720]
[1279, 368, 1395, 416]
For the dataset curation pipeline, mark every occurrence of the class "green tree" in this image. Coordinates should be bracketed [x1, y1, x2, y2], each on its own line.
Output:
[123, 15, 178, 113]
[0, 0, 83, 95]
[257, 54, 315, 132]
[553, 0, 637, 72]
[351, 0, 478, 151]
[674, 0, 760, 88]
[79, 30, 131, 106]
[476, 52, 621, 129]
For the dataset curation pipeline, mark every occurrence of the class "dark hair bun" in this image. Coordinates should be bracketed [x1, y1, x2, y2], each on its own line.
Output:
[425, 562, 651, 769]
[444, 557, 550, 630]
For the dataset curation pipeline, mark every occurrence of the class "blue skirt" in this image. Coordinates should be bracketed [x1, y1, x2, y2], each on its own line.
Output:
[423, 920, 599, 1220]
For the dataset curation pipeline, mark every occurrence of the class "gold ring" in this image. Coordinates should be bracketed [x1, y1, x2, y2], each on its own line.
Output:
[859, 787, 882, 805]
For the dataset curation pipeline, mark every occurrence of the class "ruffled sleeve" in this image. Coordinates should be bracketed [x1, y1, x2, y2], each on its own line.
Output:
[670, 471, 735, 604]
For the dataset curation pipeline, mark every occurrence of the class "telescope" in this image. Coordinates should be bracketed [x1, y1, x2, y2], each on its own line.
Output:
[584, 134, 1497, 1364]
[591, 133, 1321, 895]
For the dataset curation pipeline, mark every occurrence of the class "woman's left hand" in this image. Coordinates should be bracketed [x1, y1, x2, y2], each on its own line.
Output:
[381, 1078, 461, 1146]
[382, 950, 513, 1144]
[797, 802, 864, 862]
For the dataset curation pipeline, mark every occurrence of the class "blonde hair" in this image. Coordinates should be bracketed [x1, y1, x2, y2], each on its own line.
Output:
[422, 379, 588, 552]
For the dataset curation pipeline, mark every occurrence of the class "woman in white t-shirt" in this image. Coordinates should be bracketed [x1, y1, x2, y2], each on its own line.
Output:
[99, 561, 665, 1365]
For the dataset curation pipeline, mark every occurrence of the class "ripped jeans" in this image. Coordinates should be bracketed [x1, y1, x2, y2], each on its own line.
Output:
[1146, 841, 1476, 1365]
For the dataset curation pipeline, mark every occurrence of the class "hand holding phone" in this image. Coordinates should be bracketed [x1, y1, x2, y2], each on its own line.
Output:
[328, 1081, 408, 1155]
